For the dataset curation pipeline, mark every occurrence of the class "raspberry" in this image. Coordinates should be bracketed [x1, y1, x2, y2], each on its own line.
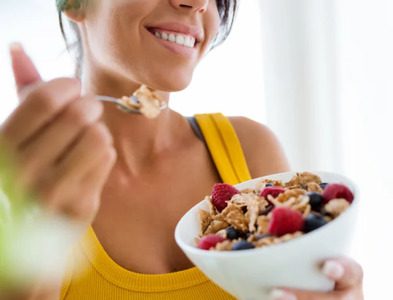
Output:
[260, 186, 286, 198]
[198, 234, 225, 250]
[211, 183, 240, 212]
[268, 207, 304, 236]
[322, 183, 354, 204]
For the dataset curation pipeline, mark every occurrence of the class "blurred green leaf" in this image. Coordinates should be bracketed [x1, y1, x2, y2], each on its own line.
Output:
[0, 141, 80, 289]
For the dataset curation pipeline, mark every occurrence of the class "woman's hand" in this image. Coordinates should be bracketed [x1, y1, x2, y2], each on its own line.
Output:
[270, 257, 364, 300]
[0, 43, 116, 224]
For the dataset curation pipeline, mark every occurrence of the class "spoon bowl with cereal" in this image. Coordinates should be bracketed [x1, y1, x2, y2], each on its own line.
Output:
[96, 85, 168, 119]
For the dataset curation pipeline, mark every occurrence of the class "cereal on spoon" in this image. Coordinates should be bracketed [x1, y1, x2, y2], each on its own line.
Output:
[119, 85, 167, 119]
[197, 172, 354, 251]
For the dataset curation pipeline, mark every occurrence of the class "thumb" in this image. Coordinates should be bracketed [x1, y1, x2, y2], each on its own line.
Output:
[321, 258, 363, 291]
[9, 42, 42, 94]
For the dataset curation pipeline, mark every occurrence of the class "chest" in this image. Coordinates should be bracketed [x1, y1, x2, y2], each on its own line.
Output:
[92, 146, 221, 273]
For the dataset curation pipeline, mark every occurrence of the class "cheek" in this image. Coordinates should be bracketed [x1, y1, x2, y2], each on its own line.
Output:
[200, 10, 221, 54]
[86, 3, 146, 68]
[208, 3, 221, 38]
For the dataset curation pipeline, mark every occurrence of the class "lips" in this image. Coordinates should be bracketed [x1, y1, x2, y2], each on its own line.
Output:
[145, 22, 204, 44]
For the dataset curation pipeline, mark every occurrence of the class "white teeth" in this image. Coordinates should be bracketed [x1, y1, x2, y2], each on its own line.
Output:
[168, 34, 176, 42]
[175, 35, 185, 45]
[185, 36, 194, 48]
[153, 30, 196, 48]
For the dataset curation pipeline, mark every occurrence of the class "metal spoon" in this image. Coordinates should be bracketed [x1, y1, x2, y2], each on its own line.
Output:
[96, 95, 168, 114]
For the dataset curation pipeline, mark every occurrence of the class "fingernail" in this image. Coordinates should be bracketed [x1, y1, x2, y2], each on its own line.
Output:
[322, 260, 345, 280]
[9, 42, 23, 53]
[269, 288, 297, 300]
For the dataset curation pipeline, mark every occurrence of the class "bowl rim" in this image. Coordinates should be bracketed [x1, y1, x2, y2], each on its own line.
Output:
[174, 170, 359, 258]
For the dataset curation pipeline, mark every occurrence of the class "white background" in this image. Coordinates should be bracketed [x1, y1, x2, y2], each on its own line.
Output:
[0, 0, 265, 122]
[1, 0, 393, 298]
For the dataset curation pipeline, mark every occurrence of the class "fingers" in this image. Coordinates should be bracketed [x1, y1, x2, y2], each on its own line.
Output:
[55, 122, 113, 180]
[270, 257, 364, 300]
[57, 146, 116, 223]
[321, 257, 363, 291]
[2, 43, 115, 226]
[3, 43, 82, 149]
[38, 123, 114, 220]
[9, 42, 42, 93]
[70, 146, 116, 221]
[15, 95, 103, 190]
[80, 146, 117, 197]
[1, 78, 82, 149]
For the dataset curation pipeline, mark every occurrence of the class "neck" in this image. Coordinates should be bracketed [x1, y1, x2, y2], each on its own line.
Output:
[104, 104, 190, 176]
[82, 78, 188, 176]
[102, 104, 179, 158]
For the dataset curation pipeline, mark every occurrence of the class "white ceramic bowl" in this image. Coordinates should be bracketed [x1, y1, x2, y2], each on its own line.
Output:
[175, 171, 358, 300]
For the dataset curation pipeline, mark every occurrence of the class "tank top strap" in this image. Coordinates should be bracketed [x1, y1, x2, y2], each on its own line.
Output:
[194, 113, 252, 185]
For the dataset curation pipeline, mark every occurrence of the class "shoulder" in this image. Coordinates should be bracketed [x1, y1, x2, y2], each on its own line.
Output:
[228, 116, 291, 178]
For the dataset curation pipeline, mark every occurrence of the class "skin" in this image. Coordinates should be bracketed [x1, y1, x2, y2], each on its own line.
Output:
[1, 0, 363, 299]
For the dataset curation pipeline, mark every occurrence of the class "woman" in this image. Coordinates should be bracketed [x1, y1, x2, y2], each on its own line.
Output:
[2, 0, 363, 299]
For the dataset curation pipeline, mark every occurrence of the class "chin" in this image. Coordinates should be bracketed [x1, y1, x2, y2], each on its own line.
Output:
[148, 73, 193, 92]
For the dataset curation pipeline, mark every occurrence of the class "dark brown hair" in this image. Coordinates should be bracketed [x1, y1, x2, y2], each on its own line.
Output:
[57, 0, 238, 77]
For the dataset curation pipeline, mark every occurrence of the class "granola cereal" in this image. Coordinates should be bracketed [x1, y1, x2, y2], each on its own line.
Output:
[196, 172, 354, 251]
[120, 85, 166, 119]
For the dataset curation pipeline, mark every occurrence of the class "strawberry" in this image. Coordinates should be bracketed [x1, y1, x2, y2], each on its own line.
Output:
[198, 234, 226, 250]
[322, 183, 354, 204]
[268, 207, 304, 236]
[260, 186, 286, 198]
[211, 183, 240, 212]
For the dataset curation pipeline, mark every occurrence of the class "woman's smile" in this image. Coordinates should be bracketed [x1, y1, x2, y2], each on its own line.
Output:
[146, 23, 202, 58]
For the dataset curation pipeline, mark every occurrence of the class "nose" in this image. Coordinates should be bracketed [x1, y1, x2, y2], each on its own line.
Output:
[170, 0, 209, 13]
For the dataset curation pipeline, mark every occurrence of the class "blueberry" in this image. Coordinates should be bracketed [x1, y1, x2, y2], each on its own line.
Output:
[232, 240, 255, 251]
[303, 213, 327, 233]
[307, 192, 325, 211]
[225, 227, 246, 240]
[320, 182, 328, 190]
[265, 183, 273, 187]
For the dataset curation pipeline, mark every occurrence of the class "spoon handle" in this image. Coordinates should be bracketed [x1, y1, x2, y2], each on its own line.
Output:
[95, 95, 142, 114]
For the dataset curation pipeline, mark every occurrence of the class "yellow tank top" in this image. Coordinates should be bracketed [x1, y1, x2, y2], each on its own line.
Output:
[60, 113, 252, 299]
